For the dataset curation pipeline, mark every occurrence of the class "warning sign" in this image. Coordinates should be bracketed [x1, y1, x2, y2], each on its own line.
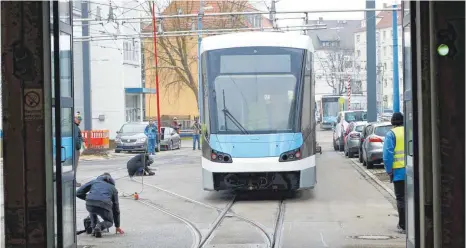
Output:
[24, 89, 44, 121]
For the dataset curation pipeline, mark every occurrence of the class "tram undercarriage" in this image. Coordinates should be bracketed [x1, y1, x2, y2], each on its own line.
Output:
[213, 171, 301, 191]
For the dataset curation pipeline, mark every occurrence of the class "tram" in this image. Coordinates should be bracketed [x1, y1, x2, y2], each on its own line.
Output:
[199, 32, 317, 191]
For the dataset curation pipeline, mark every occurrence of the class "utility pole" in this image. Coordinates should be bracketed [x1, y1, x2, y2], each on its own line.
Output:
[270, 0, 277, 29]
[392, 4, 400, 112]
[365, 0, 377, 122]
[197, 0, 204, 120]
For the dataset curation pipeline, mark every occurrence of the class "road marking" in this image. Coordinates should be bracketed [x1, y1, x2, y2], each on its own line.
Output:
[320, 232, 329, 247]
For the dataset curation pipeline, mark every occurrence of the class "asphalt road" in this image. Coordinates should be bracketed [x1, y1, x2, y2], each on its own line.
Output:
[1, 133, 406, 247]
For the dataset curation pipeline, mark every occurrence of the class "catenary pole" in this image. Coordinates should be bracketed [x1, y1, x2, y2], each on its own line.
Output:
[197, 0, 203, 121]
[392, 4, 400, 112]
[150, 1, 162, 137]
[366, 0, 377, 122]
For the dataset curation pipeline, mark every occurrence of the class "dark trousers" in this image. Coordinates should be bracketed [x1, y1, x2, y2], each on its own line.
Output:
[86, 205, 114, 230]
[393, 180, 406, 229]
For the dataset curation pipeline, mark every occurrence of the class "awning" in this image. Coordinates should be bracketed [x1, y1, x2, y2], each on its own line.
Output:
[125, 87, 156, 94]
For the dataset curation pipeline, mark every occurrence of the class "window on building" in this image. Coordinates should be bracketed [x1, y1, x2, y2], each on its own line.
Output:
[383, 31, 386, 40]
[123, 40, 140, 65]
[356, 35, 360, 42]
[357, 50, 361, 57]
[384, 62, 387, 70]
[384, 79, 388, 87]
[383, 46, 386, 56]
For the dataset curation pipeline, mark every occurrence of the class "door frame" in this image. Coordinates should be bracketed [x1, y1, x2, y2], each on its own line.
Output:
[52, 1, 77, 247]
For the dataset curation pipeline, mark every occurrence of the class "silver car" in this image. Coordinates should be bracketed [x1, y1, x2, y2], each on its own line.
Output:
[159, 126, 181, 150]
[361, 122, 393, 169]
[115, 122, 160, 153]
[344, 121, 367, 158]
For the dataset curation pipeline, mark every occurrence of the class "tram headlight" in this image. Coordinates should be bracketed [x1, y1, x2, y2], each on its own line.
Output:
[279, 148, 302, 162]
[210, 150, 233, 163]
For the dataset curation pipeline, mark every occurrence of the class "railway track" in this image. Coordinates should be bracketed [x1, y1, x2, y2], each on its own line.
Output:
[125, 178, 287, 248]
[80, 165, 288, 248]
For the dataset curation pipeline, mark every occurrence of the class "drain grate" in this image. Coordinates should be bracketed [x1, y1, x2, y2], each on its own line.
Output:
[348, 235, 398, 240]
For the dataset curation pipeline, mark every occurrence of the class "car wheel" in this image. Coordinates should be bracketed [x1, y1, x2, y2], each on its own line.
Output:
[115, 150, 121, 153]
[348, 151, 354, 158]
[366, 160, 374, 169]
[358, 150, 363, 163]
[169, 140, 173, 150]
[155, 144, 160, 152]
[338, 141, 344, 152]
[333, 140, 338, 151]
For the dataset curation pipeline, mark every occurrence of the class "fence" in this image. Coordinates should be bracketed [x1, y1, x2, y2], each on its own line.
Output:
[82, 130, 110, 149]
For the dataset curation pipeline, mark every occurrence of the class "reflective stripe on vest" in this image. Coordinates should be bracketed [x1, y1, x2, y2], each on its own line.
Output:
[392, 126, 405, 169]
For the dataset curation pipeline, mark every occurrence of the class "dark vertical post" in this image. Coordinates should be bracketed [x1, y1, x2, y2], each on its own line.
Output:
[1, 1, 51, 246]
[82, 0, 92, 130]
[366, 0, 377, 122]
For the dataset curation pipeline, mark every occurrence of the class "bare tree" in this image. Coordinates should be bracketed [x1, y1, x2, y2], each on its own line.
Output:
[316, 49, 354, 95]
[142, 0, 254, 106]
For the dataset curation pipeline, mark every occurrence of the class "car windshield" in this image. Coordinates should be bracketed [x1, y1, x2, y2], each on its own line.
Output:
[345, 111, 367, 122]
[375, 125, 393, 136]
[355, 125, 365, 132]
[120, 124, 146, 133]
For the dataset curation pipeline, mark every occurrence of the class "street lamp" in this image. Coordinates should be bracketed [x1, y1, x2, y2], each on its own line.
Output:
[376, 64, 384, 115]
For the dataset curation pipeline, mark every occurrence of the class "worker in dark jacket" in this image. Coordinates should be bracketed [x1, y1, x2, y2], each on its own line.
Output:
[77, 173, 124, 237]
[127, 154, 155, 177]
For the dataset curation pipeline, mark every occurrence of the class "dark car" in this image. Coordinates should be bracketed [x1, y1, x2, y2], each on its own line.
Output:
[114, 122, 160, 153]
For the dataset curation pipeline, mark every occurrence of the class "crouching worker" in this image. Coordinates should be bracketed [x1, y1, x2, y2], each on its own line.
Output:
[127, 154, 155, 177]
[77, 173, 124, 237]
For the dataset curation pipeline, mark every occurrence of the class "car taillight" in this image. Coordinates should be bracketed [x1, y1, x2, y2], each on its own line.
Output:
[368, 137, 383, 143]
[350, 133, 360, 138]
[279, 148, 302, 162]
[210, 150, 232, 163]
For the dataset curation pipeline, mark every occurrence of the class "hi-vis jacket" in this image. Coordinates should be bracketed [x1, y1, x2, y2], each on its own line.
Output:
[382, 126, 406, 182]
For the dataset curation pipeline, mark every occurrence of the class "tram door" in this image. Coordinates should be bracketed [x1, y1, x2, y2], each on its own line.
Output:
[51, 1, 77, 247]
[402, 2, 416, 247]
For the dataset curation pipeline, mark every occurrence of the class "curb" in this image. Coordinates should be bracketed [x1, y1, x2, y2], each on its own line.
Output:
[339, 152, 396, 199]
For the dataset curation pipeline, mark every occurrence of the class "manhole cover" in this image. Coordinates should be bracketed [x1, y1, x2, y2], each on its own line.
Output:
[348, 235, 397, 240]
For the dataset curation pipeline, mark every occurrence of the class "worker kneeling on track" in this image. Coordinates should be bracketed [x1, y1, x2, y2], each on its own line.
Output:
[127, 154, 156, 177]
[77, 173, 124, 238]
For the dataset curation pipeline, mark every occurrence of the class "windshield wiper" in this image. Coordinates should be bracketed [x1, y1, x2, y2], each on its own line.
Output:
[222, 90, 249, 134]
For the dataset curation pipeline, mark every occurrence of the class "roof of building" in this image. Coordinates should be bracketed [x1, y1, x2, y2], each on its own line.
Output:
[355, 10, 402, 32]
[200, 31, 314, 53]
[141, 0, 272, 33]
[307, 19, 361, 50]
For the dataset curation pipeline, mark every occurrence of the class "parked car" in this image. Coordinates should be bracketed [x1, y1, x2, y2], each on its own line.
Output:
[114, 122, 160, 153]
[159, 126, 181, 150]
[360, 122, 393, 169]
[344, 121, 367, 158]
[333, 110, 367, 151]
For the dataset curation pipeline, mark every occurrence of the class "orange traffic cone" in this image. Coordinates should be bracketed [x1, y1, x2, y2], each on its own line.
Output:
[133, 192, 139, 200]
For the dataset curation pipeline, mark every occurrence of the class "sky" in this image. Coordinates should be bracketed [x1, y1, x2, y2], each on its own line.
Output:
[250, 0, 401, 29]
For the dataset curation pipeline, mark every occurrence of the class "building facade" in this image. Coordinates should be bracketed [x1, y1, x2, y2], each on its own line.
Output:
[75, 0, 151, 139]
[353, 5, 403, 112]
[307, 18, 365, 110]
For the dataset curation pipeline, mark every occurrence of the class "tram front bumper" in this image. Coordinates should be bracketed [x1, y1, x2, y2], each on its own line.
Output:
[201, 156, 316, 191]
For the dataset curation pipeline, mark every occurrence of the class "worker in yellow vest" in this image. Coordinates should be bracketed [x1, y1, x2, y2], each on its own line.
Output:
[382, 112, 406, 234]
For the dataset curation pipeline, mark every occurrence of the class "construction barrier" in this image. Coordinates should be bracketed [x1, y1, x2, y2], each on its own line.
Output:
[82, 130, 110, 149]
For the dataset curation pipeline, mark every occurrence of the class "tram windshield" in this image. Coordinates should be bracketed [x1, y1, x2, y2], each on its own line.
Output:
[204, 46, 305, 134]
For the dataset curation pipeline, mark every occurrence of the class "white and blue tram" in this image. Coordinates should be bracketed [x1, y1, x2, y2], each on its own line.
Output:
[199, 32, 316, 191]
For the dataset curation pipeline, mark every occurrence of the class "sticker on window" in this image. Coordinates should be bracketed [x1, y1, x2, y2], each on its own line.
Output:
[288, 91, 294, 101]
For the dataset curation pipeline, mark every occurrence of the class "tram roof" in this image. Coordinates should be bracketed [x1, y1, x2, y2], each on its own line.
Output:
[200, 32, 314, 54]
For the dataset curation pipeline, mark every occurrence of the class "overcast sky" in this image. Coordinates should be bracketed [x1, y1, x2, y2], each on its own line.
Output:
[251, 0, 401, 29]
